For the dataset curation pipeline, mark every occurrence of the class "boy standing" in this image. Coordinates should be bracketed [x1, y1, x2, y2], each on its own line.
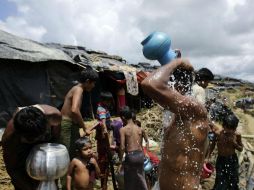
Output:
[86, 91, 114, 190]
[209, 113, 243, 190]
[95, 92, 115, 190]
[119, 106, 148, 190]
[60, 68, 98, 158]
[66, 137, 100, 190]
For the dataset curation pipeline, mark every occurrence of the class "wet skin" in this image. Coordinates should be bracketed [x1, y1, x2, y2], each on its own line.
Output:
[141, 59, 210, 190]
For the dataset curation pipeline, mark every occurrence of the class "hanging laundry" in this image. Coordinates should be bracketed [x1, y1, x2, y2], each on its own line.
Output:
[123, 71, 139, 96]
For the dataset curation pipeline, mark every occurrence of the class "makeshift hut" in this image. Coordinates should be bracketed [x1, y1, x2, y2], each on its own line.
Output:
[0, 30, 83, 125]
[0, 30, 152, 125]
[47, 43, 152, 117]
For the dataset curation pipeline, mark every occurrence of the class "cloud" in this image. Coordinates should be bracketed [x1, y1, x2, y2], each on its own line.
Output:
[0, 16, 46, 41]
[0, 0, 254, 82]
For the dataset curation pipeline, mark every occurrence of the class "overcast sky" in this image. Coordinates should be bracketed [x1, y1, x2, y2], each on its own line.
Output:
[0, 0, 254, 82]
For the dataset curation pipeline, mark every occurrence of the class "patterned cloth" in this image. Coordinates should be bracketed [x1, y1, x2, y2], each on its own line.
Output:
[123, 71, 139, 96]
[97, 105, 111, 120]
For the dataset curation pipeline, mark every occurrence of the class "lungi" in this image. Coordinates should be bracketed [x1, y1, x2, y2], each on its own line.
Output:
[124, 150, 148, 190]
[59, 117, 80, 159]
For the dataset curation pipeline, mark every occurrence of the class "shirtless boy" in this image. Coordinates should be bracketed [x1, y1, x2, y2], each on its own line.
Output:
[119, 106, 148, 190]
[66, 137, 100, 190]
[209, 113, 243, 190]
[60, 68, 98, 158]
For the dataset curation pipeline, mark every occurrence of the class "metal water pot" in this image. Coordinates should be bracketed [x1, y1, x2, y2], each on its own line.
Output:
[26, 143, 70, 190]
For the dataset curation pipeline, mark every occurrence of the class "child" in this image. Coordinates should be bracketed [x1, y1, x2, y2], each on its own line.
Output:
[66, 137, 100, 190]
[209, 113, 243, 190]
[60, 68, 98, 159]
[86, 91, 114, 190]
[119, 106, 148, 190]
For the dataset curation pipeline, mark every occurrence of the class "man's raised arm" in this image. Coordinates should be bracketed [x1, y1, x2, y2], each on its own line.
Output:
[141, 59, 195, 113]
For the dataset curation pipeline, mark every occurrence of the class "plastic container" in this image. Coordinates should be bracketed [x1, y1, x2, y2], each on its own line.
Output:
[144, 157, 153, 173]
[141, 32, 176, 65]
[201, 162, 214, 179]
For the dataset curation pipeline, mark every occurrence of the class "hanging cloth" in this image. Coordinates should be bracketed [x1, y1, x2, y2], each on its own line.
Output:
[123, 71, 139, 96]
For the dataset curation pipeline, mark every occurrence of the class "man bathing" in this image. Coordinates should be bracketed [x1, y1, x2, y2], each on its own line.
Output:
[141, 59, 210, 190]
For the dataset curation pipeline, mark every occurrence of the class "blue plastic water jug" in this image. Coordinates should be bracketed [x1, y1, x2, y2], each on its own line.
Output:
[144, 157, 153, 173]
[141, 32, 176, 65]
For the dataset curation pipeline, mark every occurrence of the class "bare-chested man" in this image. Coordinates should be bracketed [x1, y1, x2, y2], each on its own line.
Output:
[141, 59, 210, 190]
[60, 68, 98, 158]
[119, 106, 148, 190]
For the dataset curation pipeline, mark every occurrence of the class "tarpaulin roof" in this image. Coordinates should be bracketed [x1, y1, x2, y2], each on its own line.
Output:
[46, 43, 137, 72]
[0, 29, 153, 73]
[0, 30, 75, 64]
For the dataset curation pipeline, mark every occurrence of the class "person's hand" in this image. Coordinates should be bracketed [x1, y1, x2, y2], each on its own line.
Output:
[89, 157, 97, 165]
[204, 158, 209, 163]
[91, 152, 98, 159]
[110, 145, 116, 150]
[178, 59, 194, 71]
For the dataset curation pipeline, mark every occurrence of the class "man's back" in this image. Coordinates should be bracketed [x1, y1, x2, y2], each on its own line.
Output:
[123, 123, 143, 152]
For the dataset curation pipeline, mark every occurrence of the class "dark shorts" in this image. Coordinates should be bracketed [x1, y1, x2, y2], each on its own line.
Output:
[213, 154, 239, 190]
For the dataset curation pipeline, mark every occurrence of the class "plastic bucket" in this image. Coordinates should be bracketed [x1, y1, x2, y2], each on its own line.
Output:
[201, 162, 214, 179]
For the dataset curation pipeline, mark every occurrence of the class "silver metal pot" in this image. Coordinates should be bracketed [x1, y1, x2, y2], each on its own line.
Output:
[26, 143, 70, 190]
